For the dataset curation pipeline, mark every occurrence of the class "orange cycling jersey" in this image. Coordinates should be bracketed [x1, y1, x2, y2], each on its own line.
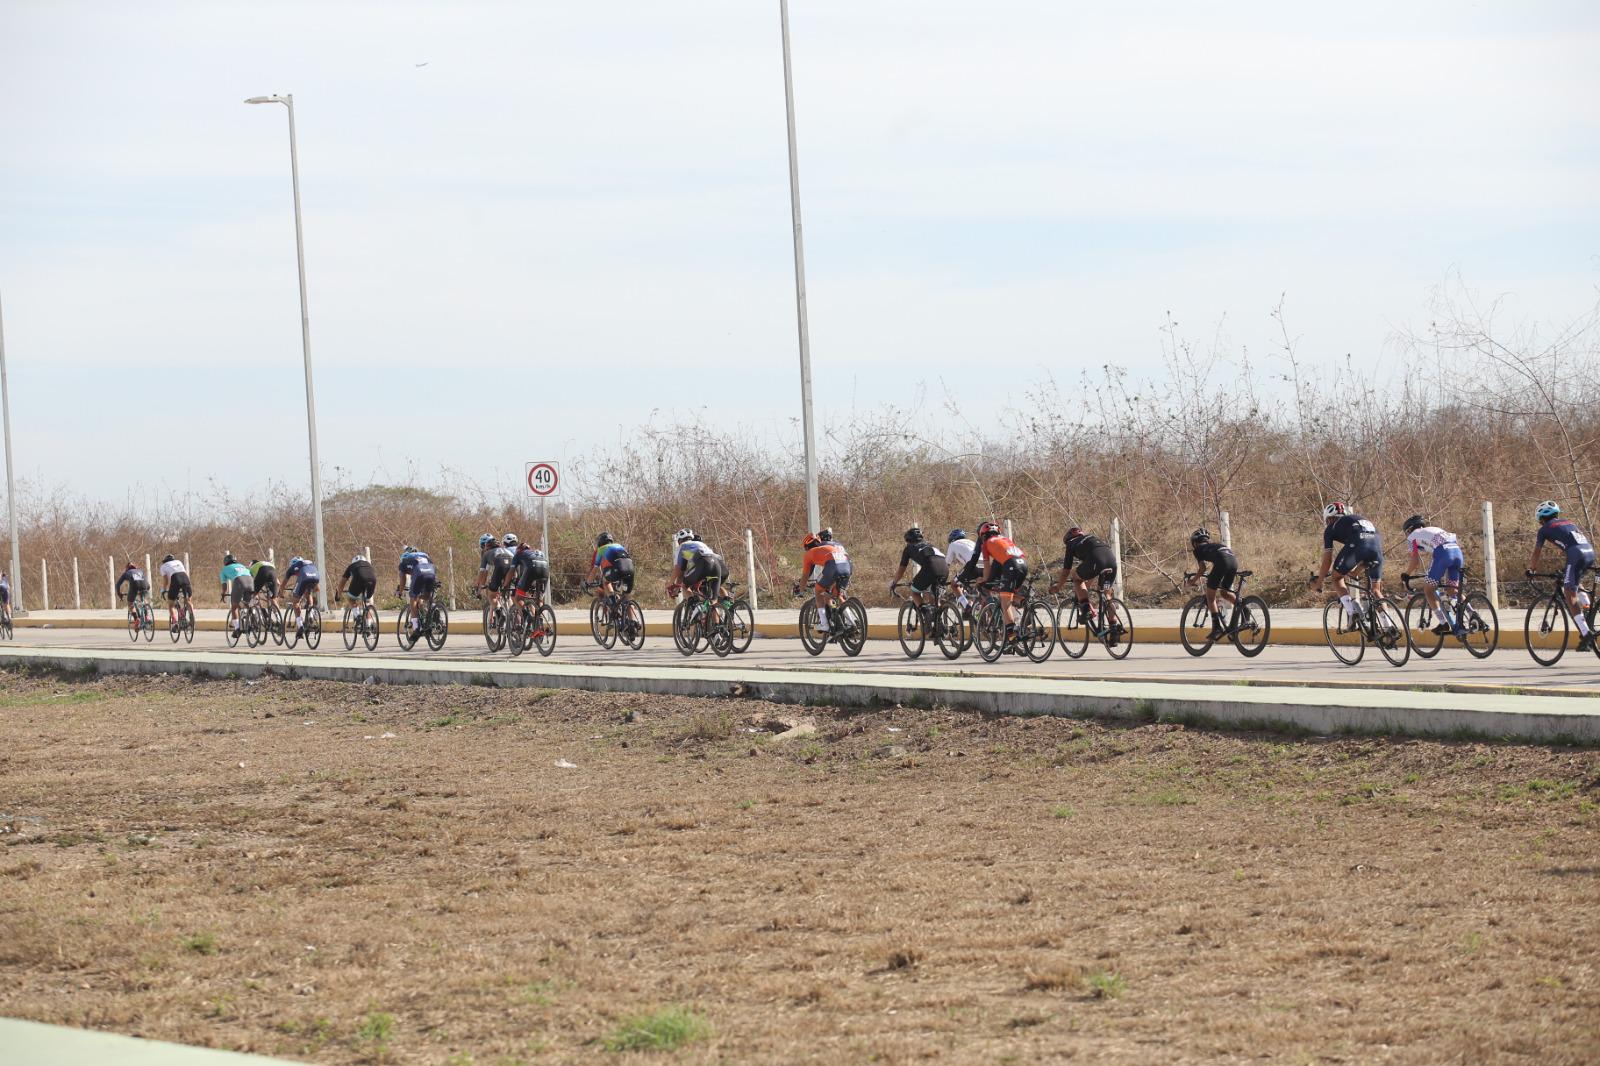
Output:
[981, 536, 1025, 565]
[801, 543, 848, 574]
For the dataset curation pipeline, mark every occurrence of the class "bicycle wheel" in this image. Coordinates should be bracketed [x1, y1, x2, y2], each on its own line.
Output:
[974, 602, 1005, 662]
[282, 608, 301, 649]
[896, 601, 926, 659]
[724, 598, 754, 654]
[1178, 596, 1215, 657]
[588, 597, 609, 647]
[671, 599, 696, 656]
[1525, 596, 1568, 667]
[1229, 596, 1271, 658]
[505, 606, 527, 657]
[182, 601, 195, 644]
[1322, 599, 1365, 665]
[838, 598, 868, 657]
[168, 602, 182, 642]
[709, 620, 733, 657]
[531, 604, 556, 656]
[1373, 597, 1410, 667]
[269, 604, 285, 646]
[1023, 601, 1056, 662]
[243, 606, 261, 648]
[426, 602, 449, 650]
[483, 600, 502, 651]
[304, 607, 322, 650]
[798, 601, 826, 656]
[933, 603, 965, 660]
[396, 607, 418, 650]
[224, 608, 241, 647]
[342, 606, 358, 651]
[141, 603, 154, 642]
[360, 605, 379, 650]
[1458, 591, 1498, 659]
[1405, 593, 1444, 659]
[619, 599, 646, 650]
[1056, 600, 1090, 659]
[1101, 598, 1133, 660]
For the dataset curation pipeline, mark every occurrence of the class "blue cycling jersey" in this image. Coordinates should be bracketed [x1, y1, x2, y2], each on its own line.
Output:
[1536, 519, 1593, 553]
[595, 543, 630, 568]
[1324, 514, 1380, 551]
[284, 559, 319, 581]
[399, 551, 436, 578]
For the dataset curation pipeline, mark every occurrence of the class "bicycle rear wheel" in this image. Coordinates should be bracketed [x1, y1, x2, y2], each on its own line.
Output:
[1100, 598, 1132, 660]
[1023, 601, 1056, 662]
[269, 604, 285, 646]
[621, 598, 647, 650]
[224, 608, 241, 647]
[396, 607, 418, 650]
[181, 601, 196, 644]
[896, 600, 926, 659]
[1374, 597, 1410, 667]
[342, 607, 358, 650]
[934, 603, 965, 660]
[1405, 593, 1444, 659]
[797, 601, 826, 656]
[360, 605, 378, 650]
[1178, 596, 1215, 657]
[426, 602, 450, 650]
[1323, 600, 1365, 665]
[1459, 592, 1498, 659]
[532, 605, 556, 656]
[1525, 596, 1568, 666]
[671, 599, 696, 656]
[974, 602, 1005, 663]
[589, 597, 615, 648]
[838, 598, 868, 657]
[305, 607, 322, 650]
[507, 606, 528, 657]
[725, 598, 754, 654]
[282, 609, 301, 649]
[1229, 596, 1271, 658]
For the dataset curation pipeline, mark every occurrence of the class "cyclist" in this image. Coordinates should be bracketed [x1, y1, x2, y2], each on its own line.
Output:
[973, 521, 1028, 639]
[396, 545, 438, 637]
[1402, 515, 1467, 640]
[1184, 528, 1238, 641]
[476, 534, 514, 610]
[1054, 527, 1123, 643]
[1526, 501, 1596, 651]
[669, 528, 726, 599]
[218, 553, 254, 638]
[116, 561, 151, 609]
[336, 552, 377, 606]
[249, 558, 279, 610]
[946, 529, 977, 610]
[511, 539, 550, 604]
[158, 553, 192, 628]
[794, 531, 852, 632]
[889, 525, 947, 616]
[0, 570, 10, 626]
[589, 532, 635, 598]
[1311, 502, 1384, 621]
[281, 555, 321, 633]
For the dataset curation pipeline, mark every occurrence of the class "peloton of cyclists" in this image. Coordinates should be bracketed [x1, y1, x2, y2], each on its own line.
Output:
[159, 553, 192, 627]
[1311, 502, 1384, 621]
[1527, 501, 1596, 652]
[1402, 515, 1467, 641]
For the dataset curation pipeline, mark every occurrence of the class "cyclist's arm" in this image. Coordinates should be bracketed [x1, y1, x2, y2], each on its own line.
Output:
[1527, 543, 1542, 573]
[1315, 547, 1334, 581]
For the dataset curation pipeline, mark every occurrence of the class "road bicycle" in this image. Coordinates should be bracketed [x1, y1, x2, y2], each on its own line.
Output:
[671, 580, 755, 657]
[338, 592, 381, 651]
[890, 581, 965, 660]
[504, 585, 557, 657]
[396, 589, 449, 652]
[795, 581, 868, 657]
[1055, 569, 1133, 660]
[0, 606, 10, 641]
[1402, 569, 1497, 660]
[1179, 570, 1270, 657]
[164, 589, 196, 644]
[585, 580, 647, 650]
[125, 592, 155, 643]
[477, 585, 510, 652]
[1316, 572, 1409, 667]
[971, 572, 1056, 663]
[1522, 571, 1600, 667]
[280, 595, 323, 650]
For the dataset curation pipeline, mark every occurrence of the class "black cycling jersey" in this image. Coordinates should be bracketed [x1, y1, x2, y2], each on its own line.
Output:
[899, 541, 946, 569]
[1066, 536, 1109, 564]
[342, 560, 376, 586]
[1193, 541, 1236, 568]
[1324, 514, 1379, 550]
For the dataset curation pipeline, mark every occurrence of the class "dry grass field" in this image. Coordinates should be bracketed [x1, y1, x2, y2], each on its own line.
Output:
[2, 669, 1599, 1064]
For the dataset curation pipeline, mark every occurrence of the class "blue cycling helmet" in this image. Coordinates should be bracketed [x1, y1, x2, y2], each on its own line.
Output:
[290, 556, 304, 567]
[479, 534, 495, 548]
[530, 549, 546, 562]
[402, 545, 417, 555]
[948, 528, 968, 543]
[1536, 500, 1560, 522]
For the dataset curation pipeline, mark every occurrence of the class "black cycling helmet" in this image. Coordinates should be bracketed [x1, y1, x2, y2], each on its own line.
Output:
[1190, 528, 1210, 545]
[596, 532, 614, 547]
[904, 525, 923, 544]
[819, 527, 834, 543]
[162, 553, 175, 563]
[1062, 526, 1085, 547]
[223, 553, 236, 565]
[948, 528, 968, 543]
[1402, 514, 1426, 534]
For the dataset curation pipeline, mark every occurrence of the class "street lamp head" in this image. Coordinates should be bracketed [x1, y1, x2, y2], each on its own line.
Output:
[244, 95, 289, 105]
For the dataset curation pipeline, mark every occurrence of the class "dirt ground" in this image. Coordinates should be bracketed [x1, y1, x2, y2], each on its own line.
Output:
[2, 669, 1598, 1065]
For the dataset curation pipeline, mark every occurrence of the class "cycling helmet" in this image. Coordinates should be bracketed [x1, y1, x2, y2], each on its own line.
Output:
[289, 556, 304, 568]
[1536, 500, 1560, 522]
[351, 553, 366, 563]
[802, 532, 822, 550]
[1322, 501, 1347, 519]
[1402, 514, 1425, 534]
[401, 545, 417, 555]
[904, 525, 923, 544]
[125, 560, 137, 569]
[1190, 528, 1210, 545]
[162, 554, 175, 563]
[976, 520, 1001, 541]
[529, 549, 546, 562]
[1062, 526, 1085, 546]
[503, 533, 519, 547]
[223, 553, 236, 565]
[675, 528, 696, 544]
[819, 527, 834, 542]
[948, 528, 969, 543]
[478, 534, 495, 548]
[596, 532, 614, 547]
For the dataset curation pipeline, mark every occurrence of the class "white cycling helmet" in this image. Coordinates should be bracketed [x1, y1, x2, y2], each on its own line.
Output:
[503, 533, 520, 547]
[1322, 501, 1347, 519]
[1535, 500, 1560, 522]
[675, 528, 696, 544]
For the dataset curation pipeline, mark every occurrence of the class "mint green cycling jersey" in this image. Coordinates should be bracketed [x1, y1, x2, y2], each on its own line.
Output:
[220, 562, 250, 585]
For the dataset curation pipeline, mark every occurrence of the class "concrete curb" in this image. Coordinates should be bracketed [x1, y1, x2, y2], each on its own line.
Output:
[1, 645, 1594, 744]
[0, 1017, 302, 1065]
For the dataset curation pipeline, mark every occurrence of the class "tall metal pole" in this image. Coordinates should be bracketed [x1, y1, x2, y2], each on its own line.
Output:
[248, 94, 328, 611]
[0, 292, 21, 612]
[779, 0, 821, 534]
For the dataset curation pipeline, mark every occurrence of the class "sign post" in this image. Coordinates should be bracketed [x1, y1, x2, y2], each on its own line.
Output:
[525, 461, 561, 577]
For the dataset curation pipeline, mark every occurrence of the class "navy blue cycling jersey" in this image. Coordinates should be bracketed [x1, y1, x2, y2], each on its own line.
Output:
[1536, 519, 1593, 553]
[1324, 514, 1380, 550]
[284, 559, 319, 581]
[399, 552, 436, 579]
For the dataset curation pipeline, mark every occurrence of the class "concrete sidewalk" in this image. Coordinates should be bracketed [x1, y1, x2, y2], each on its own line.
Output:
[0, 1018, 301, 1065]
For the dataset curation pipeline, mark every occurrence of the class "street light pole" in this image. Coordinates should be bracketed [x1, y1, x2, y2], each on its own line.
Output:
[246, 94, 328, 610]
[0, 291, 22, 612]
[778, 0, 821, 534]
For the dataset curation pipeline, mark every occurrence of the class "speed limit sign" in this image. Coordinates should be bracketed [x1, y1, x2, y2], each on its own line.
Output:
[525, 462, 560, 498]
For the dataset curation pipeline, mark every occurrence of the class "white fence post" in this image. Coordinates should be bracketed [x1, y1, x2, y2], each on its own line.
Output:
[447, 545, 457, 610]
[1004, 519, 1014, 543]
[672, 537, 684, 604]
[39, 558, 48, 610]
[107, 555, 115, 607]
[72, 557, 80, 609]
[364, 546, 371, 564]
[144, 554, 152, 592]
[1219, 510, 1232, 548]
[1482, 500, 1498, 609]
[268, 547, 275, 566]
[1110, 516, 1125, 602]
[744, 528, 759, 612]
[184, 551, 190, 575]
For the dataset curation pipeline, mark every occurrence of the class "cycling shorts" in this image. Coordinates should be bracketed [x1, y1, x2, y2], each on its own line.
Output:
[229, 575, 254, 606]
[346, 578, 375, 600]
[604, 558, 635, 594]
[255, 574, 278, 597]
[1205, 557, 1237, 592]
[1562, 546, 1596, 591]
[819, 559, 852, 591]
[993, 559, 1028, 593]
[516, 561, 550, 594]
[293, 576, 320, 601]
[0, 587, 9, 605]
[408, 572, 438, 601]
[487, 562, 511, 593]
[164, 573, 193, 600]
[911, 557, 948, 593]
[1426, 545, 1463, 587]
[1334, 543, 1383, 580]
[1074, 545, 1117, 582]
[683, 555, 727, 592]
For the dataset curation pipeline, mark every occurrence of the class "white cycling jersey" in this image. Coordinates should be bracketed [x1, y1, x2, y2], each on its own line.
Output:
[946, 538, 976, 569]
[1406, 526, 1458, 555]
[159, 558, 188, 579]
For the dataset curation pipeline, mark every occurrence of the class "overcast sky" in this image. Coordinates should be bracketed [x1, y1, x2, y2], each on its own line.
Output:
[2, 0, 1596, 505]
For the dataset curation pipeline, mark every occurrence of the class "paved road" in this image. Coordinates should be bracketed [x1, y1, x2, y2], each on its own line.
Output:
[8, 620, 1598, 695]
